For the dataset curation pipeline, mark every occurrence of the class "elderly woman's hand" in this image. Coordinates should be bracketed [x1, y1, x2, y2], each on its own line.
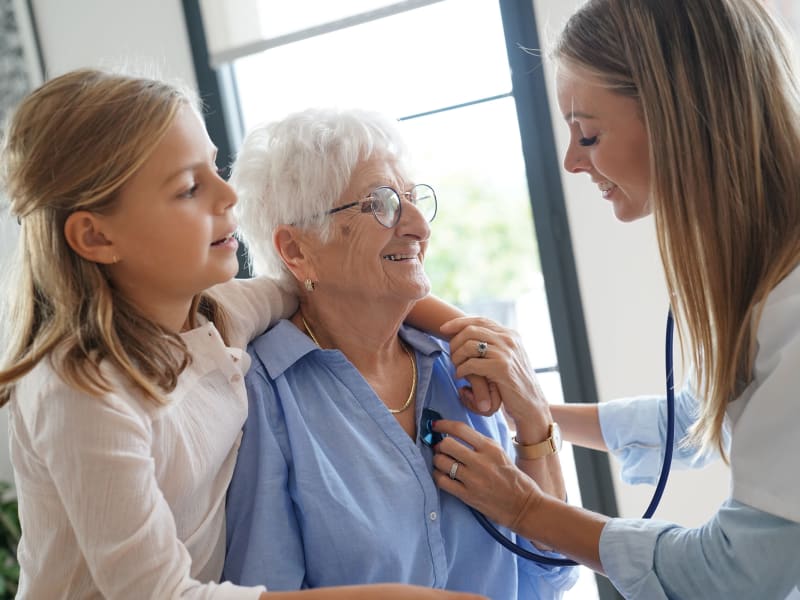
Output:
[440, 316, 553, 441]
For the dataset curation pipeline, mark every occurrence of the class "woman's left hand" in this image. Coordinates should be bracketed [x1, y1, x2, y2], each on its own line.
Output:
[441, 316, 552, 440]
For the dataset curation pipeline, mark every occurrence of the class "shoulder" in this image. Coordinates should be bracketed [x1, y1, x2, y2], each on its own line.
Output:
[208, 276, 298, 348]
[755, 265, 800, 355]
[246, 319, 317, 382]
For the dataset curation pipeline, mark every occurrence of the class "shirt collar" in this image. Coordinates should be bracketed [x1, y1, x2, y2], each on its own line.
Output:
[250, 320, 449, 379]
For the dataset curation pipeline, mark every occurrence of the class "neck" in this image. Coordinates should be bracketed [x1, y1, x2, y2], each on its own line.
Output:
[294, 297, 413, 369]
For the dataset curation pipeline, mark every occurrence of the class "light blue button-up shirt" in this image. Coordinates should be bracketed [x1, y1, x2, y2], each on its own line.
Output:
[223, 321, 577, 599]
[597, 390, 800, 599]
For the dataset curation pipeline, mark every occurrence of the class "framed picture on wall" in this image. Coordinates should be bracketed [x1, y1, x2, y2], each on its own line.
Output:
[1, 1, 43, 259]
[1, 0, 43, 139]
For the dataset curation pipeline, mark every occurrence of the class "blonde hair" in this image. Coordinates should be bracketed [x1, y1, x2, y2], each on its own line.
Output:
[0, 68, 230, 406]
[556, 0, 800, 458]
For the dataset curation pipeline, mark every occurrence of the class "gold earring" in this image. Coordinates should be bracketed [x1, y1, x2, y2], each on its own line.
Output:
[112, 255, 120, 264]
[304, 278, 315, 292]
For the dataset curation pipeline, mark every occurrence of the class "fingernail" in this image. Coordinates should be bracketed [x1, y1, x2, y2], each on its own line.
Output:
[478, 400, 491, 412]
[431, 420, 438, 428]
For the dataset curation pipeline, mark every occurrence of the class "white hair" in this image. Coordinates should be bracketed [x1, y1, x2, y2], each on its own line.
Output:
[231, 107, 410, 287]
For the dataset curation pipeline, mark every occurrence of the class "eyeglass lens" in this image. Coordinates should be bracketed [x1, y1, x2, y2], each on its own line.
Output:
[371, 184, 436, 227]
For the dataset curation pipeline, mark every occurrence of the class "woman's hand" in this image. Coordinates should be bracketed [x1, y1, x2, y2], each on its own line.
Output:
[441, 316, 552, 442]
[431, 419, 543, 532]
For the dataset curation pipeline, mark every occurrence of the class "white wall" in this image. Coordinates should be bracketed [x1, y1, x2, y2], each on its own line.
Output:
[533, 0, 730, 527]
[0, 0, 730, 530]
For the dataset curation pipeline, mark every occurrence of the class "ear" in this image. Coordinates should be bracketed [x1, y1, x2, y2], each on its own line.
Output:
[63, 211, 117, 264]
[273, 224, 317, 284]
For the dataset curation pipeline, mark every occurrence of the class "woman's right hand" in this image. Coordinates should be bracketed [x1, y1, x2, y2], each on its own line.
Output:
[430, 419, 543, 533]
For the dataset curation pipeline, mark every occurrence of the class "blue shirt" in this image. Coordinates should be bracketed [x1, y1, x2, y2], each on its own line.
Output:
[223, 321, 577, 599]
[597, 390, 800, 599]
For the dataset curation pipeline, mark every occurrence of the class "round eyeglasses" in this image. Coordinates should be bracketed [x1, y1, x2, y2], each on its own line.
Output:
[325, 184, 437, 228]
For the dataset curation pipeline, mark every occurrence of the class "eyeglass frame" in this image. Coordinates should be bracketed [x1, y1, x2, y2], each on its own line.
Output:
[324, 183, 437, 228]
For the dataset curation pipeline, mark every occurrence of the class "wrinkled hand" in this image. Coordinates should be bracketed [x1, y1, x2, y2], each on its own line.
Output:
[441, 316, 551, 437]
[430, 419, 543, 531]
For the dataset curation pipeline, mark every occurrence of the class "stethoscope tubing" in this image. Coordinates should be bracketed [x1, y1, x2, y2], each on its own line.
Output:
[471, 309, 677, 565]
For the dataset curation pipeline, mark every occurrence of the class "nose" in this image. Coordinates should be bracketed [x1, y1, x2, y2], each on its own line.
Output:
[395, 198, 431, 242]
[215, 173, 238, 214]
[563, 140, 590, 174]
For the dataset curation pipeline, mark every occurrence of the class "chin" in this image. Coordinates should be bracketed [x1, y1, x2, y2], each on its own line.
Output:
[612, 197, 651, 222]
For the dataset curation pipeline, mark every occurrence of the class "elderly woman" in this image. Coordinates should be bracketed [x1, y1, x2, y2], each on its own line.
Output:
[222, 108, 577, 598]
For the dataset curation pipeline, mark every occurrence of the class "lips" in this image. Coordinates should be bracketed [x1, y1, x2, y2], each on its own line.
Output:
[382, 253, 419, 261]
[211, 231, 236, 246]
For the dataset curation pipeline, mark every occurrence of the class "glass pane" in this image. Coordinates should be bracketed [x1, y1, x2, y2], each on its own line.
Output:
[234, 0, 511, 126]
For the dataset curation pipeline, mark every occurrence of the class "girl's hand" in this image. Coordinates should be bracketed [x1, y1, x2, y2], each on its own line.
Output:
[441, 316, 552, 441]
[431, 419, 542, 531]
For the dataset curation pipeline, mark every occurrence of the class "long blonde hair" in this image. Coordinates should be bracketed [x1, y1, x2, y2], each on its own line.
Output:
[0, 68, 230, 406]
[556, 0, 800, 457]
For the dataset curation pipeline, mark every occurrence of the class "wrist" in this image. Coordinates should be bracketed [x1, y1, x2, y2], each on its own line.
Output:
[513, 422, 562, 460]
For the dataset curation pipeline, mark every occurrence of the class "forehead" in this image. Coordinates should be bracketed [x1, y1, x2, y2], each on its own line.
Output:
[555, 64, 625, 119]
[349, 154, 408, 190]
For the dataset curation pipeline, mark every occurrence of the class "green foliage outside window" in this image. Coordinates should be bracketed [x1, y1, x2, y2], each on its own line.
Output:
[0, 481, 19, 599]
[423, 174, 541, 307]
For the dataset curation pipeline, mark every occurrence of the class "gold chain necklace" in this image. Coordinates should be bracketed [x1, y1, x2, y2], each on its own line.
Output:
[300, 314, 417, 414]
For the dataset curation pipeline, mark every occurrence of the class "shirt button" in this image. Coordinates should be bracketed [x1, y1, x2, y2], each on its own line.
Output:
[230, 355, 239, 362]
[429, 511, 438, 521]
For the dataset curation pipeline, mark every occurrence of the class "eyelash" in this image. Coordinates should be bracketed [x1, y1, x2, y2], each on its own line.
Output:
[579, 135, 598, 147]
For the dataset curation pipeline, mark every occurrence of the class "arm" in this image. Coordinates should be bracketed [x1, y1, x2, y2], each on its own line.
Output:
[431, 420, 800, 598]
[24, 381, 264, 599]
[599, 387, 717, 485]
[600, 500, 800, 599]
[550, 403, 607, 451]
[407, 295, 494, 412]
[432, 420, 606, 571]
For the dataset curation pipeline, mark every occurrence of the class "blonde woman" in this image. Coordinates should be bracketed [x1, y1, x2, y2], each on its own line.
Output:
[431, 1, 800, 598]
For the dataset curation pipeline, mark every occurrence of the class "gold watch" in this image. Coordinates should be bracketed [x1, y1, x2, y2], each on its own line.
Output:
[513, 423, 562, 459]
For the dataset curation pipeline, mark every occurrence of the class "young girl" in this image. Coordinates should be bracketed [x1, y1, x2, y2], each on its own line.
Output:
[0, 68, 483, 600]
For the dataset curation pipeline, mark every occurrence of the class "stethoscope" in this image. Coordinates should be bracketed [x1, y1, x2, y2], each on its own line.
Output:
[422, 310, 676, 566]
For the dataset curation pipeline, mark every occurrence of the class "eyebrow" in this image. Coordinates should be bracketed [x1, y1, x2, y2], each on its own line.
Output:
[564, 110, 597, 122]
[564, 96, 596, 123]
[162, 148, 219, 187]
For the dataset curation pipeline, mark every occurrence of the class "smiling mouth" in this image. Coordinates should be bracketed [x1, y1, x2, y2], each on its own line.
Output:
[211, 232, 236, 246]
[597, 181, 615, 192]
[383, 253, 419, 261]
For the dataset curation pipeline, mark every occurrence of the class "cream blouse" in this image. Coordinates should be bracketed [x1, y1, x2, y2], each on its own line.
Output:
[9, 277, 295, 599]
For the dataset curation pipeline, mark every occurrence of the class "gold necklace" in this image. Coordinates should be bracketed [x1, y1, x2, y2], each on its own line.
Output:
[300, 314, 417, 414]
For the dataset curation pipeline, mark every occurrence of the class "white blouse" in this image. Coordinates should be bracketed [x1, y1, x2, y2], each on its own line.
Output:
[9, 277, 296, 599]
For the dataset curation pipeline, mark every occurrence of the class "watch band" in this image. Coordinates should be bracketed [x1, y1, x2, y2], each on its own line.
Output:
[513, 423, 561, 459]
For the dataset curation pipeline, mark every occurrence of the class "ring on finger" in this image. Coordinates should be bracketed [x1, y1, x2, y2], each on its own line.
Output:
[449, 460, 461, 480]
[476, 340, 489, 358]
